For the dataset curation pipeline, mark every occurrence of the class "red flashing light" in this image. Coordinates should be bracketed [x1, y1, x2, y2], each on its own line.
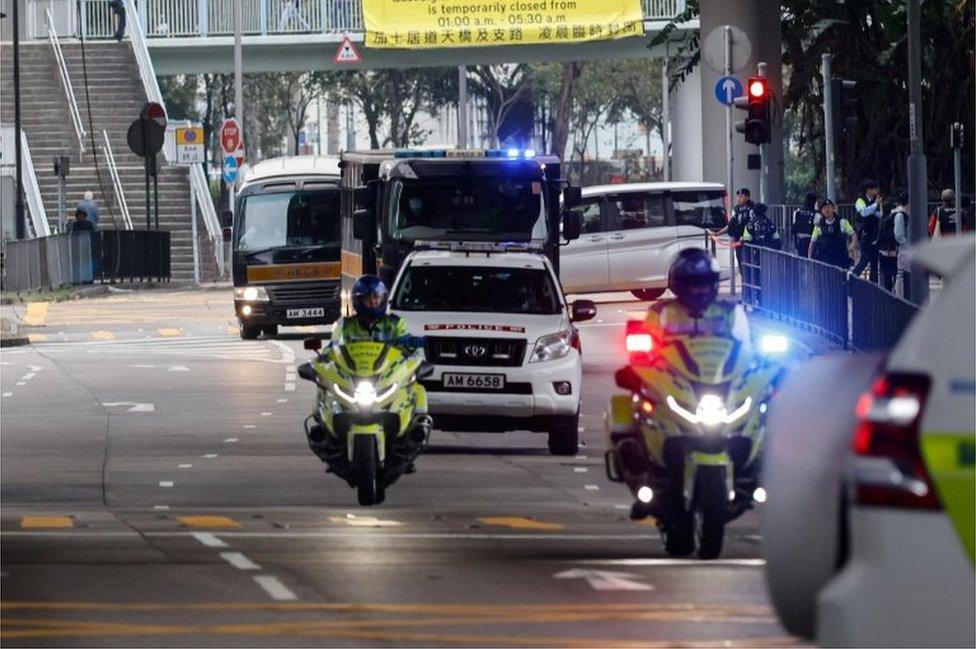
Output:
[749, 80, 766, 98]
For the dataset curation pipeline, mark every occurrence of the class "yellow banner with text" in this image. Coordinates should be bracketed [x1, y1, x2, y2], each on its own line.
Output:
[363, 0, 644, 49]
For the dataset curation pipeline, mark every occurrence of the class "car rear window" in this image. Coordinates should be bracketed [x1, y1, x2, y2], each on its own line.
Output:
[393, 266, 561, 315]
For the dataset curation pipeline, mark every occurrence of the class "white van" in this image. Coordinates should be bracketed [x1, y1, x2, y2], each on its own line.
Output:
[560, 182, 728, 300]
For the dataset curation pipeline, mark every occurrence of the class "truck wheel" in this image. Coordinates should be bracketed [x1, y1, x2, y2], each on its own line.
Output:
[262, 324, 278, 337]
[696, 468, 727, 559]
[632, 288, 666, 301]
[239, 322, 260, 340]
[353, 435, 384, 506]
[547, 414, 579, 456]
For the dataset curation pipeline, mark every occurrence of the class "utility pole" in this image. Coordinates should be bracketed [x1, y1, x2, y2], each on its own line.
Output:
[821, 53, 836, 200]
[723, 27, 733, 203]
[757, 61, 769, 204]
[951, 123, 963, 232]
[13, 0, 25, 239]
[661, 51, 670, 182]
[457, 66, 468, 149]
[345, 101, 355, 151]
[906, 0, 928, 304]
[231, 0, 243, 219]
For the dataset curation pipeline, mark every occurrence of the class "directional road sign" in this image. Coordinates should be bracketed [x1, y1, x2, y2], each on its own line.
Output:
[222, 155, 239, 185]
[715, 75, 744, 105]
[175, 126, 205, 165]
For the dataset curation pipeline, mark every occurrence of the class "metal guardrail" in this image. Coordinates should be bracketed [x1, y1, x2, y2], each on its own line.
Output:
[44, 8, 87, 153]
[741, 244, 920, 351]
[19, 129, 51, 238]
[2, 231, 170, 292]
[101, 129, 133, 230]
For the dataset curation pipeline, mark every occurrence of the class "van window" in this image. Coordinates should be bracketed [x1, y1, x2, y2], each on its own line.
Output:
[673, 191, 727, 229]
[607, 193, 666, 231]
[569, 198, 603, 234]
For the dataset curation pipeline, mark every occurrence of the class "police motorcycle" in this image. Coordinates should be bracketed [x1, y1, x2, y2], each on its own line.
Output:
[604, 249, 789, 559]
[298, 337, 433, 506]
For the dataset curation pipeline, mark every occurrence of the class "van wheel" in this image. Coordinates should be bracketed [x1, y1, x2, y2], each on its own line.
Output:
[547, 414, 579, 456]
[632, 288, 666, 301]
[262, 324, 278, 337]
[239, 322, 260, 340]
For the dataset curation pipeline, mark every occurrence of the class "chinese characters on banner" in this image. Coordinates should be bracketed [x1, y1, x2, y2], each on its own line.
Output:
[363, 0, 644, 48]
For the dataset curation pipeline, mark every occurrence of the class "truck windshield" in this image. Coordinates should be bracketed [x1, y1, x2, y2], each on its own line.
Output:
[387, 178, 547, 242]
[393, 266, 561, 315]
[236, 189, 340, 252]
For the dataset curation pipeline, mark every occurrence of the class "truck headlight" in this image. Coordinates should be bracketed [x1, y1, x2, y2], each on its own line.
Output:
[235, 286, 269, 302]
[530, 330, 573, 363]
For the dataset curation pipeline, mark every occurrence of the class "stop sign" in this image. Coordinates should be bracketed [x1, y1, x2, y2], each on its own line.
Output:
[220, 119, 242, 156]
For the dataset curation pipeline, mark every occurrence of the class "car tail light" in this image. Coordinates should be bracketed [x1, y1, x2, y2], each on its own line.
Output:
[851, 373, 940, 510]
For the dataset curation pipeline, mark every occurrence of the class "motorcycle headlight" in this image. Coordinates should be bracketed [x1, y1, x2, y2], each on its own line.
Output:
[333, 381, 397, 408]
[235, 286, 269, 302]
[666, 394, 753, 427]
[530, 330, 573, 363]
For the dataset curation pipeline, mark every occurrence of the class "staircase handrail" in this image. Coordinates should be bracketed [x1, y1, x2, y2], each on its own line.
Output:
[44, 7, 87, 153]
[20, 129, 51, 237]
[123, 0, 223, 276]
[101, 129, 133, 230]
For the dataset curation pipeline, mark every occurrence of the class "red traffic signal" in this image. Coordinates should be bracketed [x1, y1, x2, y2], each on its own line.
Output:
[749, 79, 767, 98]
[735, 76, 772, 145]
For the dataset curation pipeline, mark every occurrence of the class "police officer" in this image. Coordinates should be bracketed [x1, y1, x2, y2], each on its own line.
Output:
[335, 275, 423, 350]
[791, 192, 818, 254]
[852, 180, 882, 282]
[742, 203, 781, 249]
[711, 187, 754, 270]
[928, 189, 959, 238]
[808, 198, 857, 269]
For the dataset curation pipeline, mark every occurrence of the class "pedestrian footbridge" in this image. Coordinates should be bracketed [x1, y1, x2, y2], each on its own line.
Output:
[21, 0, 695, 73]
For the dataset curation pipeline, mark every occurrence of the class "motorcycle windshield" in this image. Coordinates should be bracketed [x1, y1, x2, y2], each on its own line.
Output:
[334, 341, 406, 378]
[657, 336, 746, 385]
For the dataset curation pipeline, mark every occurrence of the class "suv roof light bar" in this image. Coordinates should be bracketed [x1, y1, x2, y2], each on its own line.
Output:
[413, 240, 545, 253]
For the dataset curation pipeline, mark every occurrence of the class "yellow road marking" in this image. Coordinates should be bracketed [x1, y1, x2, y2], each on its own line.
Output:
[328, 516, 403, 528]
[90, 331, 115, 340]
[634, 517, 658, 527]
[226, 327, 238, 335]
[157, 328, 182, 337]
[27, 334, 47, 343]
[23, 303, 48, 326]
[19, 516, 73, 529]
[477, 517, 564, 531]
[176, 516, 240, 529]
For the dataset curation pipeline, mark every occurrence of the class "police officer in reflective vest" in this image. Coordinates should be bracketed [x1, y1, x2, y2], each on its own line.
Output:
[335, 275, 423, 350]
[791, 192, 818, 255]
[808, 199, 857, 269]
[710, 187, 754, 271]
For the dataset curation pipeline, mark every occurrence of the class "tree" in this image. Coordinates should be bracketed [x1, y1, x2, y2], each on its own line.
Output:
[468, 64, 531, 147]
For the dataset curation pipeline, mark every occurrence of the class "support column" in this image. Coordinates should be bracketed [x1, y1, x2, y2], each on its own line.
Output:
[670, 64, 703, 182]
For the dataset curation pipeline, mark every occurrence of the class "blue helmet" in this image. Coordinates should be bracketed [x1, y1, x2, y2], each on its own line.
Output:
[668, 248, 721, 314]
[351, 275, 389, 320]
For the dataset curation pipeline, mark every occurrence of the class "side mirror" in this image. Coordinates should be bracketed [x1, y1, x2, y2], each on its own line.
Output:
[562, 210, 582, 242]
[221, 226, 232, 242]
[297, 362, 318, 382]
[563, 186, 582, 208]
[220, 209, 233, 227]
[571, 299, 597, 322]
[303, 337, 322, 351]
[417, 361, 435, 380]
[353, 208, 373, 241]
[614, 366, 643, 392]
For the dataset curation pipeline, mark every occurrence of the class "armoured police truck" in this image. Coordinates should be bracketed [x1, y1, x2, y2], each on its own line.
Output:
[232, 157, 343, 339]
[338, 149, 582, 292]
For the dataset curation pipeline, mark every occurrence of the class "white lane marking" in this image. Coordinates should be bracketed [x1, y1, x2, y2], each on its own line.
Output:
[243, 425, 256, 429]
[20, 372, 36, 381]
[102, 402, 155, 413]
[276, 398, 288, 403]
[220, 552, 261, 571]
[284, 373, 296, 382]
[284, 383, 295, 392]
[132, 364, 157, 369]
[153, 505, 170, 510]
[286, 365, 297, 372]
[269, 341, 296, 364]
[178, 463, 193, 469]
[574, 467, 588, 473]
[167, 365, 190, 372]
[29, 365, 42, 372]
[2, 393, 11, 398]
[6, 530, 660, 541]
[554, 569, 653, 591]
[224, 438, 238, 443]
[584, 484, 600, 491]
[575, 455, 589, 460]
[201, 454, 218, 459]
[159, 481, 174, 488]
[191, 532, 229, 548]
[579, 558, 766, 567]
[253, 575, 298, 601]
[260, 412, 272, 417]
[16, 382, 25, 386]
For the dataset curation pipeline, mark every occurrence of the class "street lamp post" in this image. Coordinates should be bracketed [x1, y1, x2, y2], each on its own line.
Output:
[906, 0, 929, 304]
[13, 0, 25, 239]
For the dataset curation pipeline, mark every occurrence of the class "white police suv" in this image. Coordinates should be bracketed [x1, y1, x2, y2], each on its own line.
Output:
[389, 243, 596, 455]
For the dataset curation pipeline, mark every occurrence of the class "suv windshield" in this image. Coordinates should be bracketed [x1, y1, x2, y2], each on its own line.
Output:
[388, 178, 547, 242]
[393, 266, 561, 315]
[236, 189, 340, 251]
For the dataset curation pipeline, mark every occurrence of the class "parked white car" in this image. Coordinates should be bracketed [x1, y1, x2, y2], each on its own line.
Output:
[389, 245, 596, 455]
[762, 235, 976, 647]
[560, 182, 729, 300]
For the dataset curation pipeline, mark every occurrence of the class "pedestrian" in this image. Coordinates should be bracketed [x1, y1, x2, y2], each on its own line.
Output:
[67, 207, 95, 234]
[75, 190, 100, 228]
[892, 193, 912, 301]
[109, 0, 126, 41]
[877, 193, 903, 292]
[852, 179, 882, 282]
[808, 198, 856, 269]
[279, 0, 310, 31]
[928, 188, 959, 238]
[791, 192, 818, 255]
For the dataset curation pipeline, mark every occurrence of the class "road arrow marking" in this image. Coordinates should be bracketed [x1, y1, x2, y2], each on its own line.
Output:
[553, 569, 654, 591]
[102, 402, 155, 413]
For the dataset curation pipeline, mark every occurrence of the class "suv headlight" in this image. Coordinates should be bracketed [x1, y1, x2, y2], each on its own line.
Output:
[235, 286, 269, 302]
[530, 330, 573, 363]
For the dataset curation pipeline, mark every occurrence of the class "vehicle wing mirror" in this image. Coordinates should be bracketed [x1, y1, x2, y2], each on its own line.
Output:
[297, 362, 318, 382]
[303, 337, 323, 351]
[221, 226, 232, 242]
[614, 366, 643, 392]
[220, 208, 233, 227]
[571, 299, 597, 322]
[417, 361, 435, 380]
[353, 209, 373, 241]
[563, 186, 582, 208]
[562, 210, 582, 242]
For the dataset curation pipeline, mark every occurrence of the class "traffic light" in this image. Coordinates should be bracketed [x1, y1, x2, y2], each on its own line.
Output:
[734, 76, 771, 145]
[830, 78, 858, 135]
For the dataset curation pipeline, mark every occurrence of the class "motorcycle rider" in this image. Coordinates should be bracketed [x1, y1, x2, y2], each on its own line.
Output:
[335, 275, 423, 350]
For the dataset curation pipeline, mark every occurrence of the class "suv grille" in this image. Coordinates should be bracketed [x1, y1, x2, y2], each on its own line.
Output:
[424, 336, 527, 367]
[266, 282, 340, 305]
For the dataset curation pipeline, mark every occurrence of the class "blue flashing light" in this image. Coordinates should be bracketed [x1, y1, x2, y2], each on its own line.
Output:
[523, 149, 536, 158]
[506, 148, 520, 158]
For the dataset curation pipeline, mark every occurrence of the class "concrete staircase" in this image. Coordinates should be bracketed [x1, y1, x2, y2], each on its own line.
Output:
[1, 40, 205, 281]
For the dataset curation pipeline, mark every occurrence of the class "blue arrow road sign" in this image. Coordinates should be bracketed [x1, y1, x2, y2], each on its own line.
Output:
[715, 76, 743, 105]
[222, 155, 238, 184]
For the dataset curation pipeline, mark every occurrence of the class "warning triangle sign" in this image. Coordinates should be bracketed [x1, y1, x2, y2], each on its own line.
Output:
[334, 35, 361, 64]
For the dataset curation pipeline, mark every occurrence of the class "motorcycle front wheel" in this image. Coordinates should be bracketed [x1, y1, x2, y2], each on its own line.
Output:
[353, 435, 384, 506]
[695, 467, 727, 559]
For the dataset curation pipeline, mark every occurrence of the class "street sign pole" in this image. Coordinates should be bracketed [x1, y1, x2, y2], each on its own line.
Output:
[757, 61, 768, 205]
[233, 0, 243, 222]
[821, 53, 836, 200]
[661, 46, 670, 182]
[724, 25, 736, 297]
[906, 0, 928, 304]
[190, 184, 200, 283]
[458, 66, 468, 149]
[951, 123, 963, 233]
